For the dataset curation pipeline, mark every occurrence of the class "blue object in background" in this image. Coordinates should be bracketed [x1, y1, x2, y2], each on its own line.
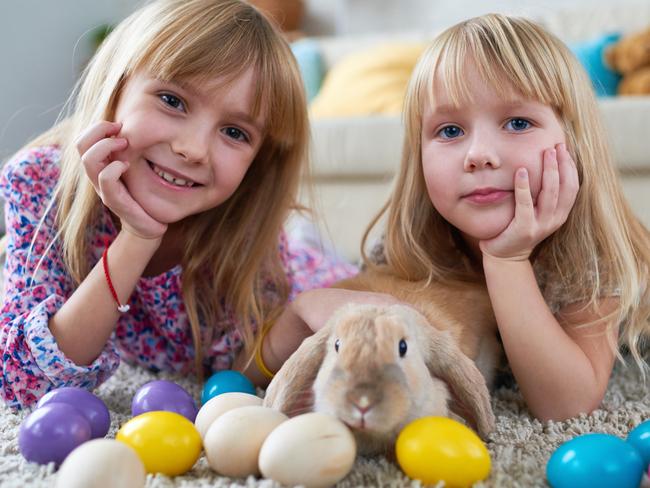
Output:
[546, 433, 644, 488]
[627, 420, 650, 469]
[291, 38, 325, 102]
[201, 370, 257, 405]
[570, 33, 622, 97]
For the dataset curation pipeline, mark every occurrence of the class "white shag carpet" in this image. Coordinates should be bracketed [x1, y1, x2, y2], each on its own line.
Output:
[1, 361, 649, 488]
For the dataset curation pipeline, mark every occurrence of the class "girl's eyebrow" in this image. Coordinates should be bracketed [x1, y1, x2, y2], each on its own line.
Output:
[223, 110, 265, 134]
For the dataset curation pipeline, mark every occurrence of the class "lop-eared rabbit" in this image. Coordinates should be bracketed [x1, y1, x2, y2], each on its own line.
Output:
[263, 268, 501, 455]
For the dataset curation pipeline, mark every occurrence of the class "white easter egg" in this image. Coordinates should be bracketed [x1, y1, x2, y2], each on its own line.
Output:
[194, 391, 262, 438]
[204, 405, 288, 478]
[259, 412, 357, 488]
[55, 438, 146, 488]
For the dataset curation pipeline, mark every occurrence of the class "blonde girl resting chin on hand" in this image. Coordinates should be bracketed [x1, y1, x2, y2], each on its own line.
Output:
[364, 14, 650, 422]
[0, 0, 358, 410]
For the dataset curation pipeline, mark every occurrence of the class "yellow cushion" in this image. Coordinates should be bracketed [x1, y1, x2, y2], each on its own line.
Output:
[310, 43, 426, 118]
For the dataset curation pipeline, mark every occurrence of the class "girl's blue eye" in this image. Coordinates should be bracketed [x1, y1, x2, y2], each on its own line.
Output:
[506, 118, 531, 131]
[222, 127, 249, 142]
[438, 125, 463, 139]
[160, 93, 185, 111]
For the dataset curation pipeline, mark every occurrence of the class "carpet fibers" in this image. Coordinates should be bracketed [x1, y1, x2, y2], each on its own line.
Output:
[1, 361, 649, 488]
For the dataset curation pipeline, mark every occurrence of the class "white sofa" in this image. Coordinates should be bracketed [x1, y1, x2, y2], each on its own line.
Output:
[302, 24, 650, 262]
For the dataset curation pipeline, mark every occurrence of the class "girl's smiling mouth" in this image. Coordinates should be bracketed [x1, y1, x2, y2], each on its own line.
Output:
[147, 160, 201, 188]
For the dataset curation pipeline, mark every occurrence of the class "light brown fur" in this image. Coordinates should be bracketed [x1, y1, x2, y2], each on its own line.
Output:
[263, 267, 501, 455]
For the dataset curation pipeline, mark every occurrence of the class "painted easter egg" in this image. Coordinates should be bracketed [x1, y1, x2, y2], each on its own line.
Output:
[131, 380, 198, 422]
[19, 403, 92, 465]
[38, 386, 110, 439]
[627, 419, 650, 468]
[201, 370, 256, 405]
[259, 412, 356, 488]
[116, 411, 201, 476]
[194, 391, 262, 439]
[546, 433, 644, 488]
[204, 405, 287, 477]
[55, 439, 146, 488]
[395, 416, 491, 487]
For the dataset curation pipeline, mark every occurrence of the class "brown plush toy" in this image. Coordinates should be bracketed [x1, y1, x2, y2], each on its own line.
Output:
[248, 0, 305, 41]
[618, 67, 650, 95]
[605, 26, 650, 95]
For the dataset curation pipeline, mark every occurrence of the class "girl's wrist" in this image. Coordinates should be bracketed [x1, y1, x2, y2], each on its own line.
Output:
[482, 252, 533, 275]
[115, 228, 163, 255]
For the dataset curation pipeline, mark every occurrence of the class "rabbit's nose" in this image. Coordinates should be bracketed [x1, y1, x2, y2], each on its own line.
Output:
[347, 386, 382, 414]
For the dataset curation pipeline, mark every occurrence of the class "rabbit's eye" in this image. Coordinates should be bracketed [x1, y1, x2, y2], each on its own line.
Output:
[335, 339, 340, 353]
[399, 339, 408, 357]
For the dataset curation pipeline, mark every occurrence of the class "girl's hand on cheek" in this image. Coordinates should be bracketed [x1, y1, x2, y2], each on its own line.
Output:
[479, 143, 579, 261]
[76, 121, 168, 240]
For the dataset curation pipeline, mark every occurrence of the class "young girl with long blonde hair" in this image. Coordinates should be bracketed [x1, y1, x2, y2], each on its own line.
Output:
[0, 0, 358, 409]
[363, 14, 650, 421]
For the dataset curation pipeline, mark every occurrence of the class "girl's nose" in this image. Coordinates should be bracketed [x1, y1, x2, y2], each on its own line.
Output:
[464, 133, 501, 171]
[172, 125, 211, 164]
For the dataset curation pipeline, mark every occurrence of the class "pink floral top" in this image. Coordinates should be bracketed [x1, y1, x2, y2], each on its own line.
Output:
[0, 146, 357, 410]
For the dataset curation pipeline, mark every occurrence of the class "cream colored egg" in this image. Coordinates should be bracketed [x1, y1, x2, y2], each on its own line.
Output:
[55, 438, 146, 488]
[195, 392, 262, 438]
[204, 405, 288, 478]
[259, 412, 357, 488]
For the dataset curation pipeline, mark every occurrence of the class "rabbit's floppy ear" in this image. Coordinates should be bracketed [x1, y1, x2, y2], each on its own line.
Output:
[422, 326, 496, 438]
[262, 323, 331, 415]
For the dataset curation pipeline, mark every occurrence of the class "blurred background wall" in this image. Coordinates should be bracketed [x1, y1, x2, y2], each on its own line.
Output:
[0, 0, 640, 159]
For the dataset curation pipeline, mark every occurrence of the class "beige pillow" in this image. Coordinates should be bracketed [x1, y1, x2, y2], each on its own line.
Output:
[310, 43, 426, 118]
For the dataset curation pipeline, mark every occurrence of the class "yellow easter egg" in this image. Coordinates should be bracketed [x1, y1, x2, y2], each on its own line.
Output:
[396, 416, 491, 487]
[116, 411, 202, 476]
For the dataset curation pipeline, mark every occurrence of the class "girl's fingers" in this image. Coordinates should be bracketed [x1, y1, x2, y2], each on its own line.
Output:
[556, 143, 580, 212]
[96, 160, 130, 203]
[81, 137, 128, 172]
[537, 148, 560, 219]
[74, 121, 122, 156]
[513, 167, 535, 223]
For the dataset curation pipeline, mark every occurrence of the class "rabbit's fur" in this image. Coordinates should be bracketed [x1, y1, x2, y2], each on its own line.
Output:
[263, 268, 501, 455]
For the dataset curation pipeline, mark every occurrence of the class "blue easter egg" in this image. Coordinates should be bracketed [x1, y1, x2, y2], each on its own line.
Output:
[201, 370, 256, 405]
[627, 419, 650, 468]
[547, 433, 644, 488]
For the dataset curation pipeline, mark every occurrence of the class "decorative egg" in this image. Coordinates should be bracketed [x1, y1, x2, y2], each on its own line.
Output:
[627, 419, 650, 467]
[204, 405, 287, 477]
[19, 403, 92, 465]
[131, 380, 198, 422]
[395, 416, 491, 487]
[37, 386, 110, 439]
[116, 411, 202, 476]
[547, 433, 644, 488]
[201, 370, 256, 405]
[55, 439, 146, 488]
[194, 392, 262, 439]
[259, 412, 356, 488]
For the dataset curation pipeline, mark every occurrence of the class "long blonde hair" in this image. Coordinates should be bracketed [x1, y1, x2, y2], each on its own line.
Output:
[364, 14, 650, 369]
[26, 0, 309, 376]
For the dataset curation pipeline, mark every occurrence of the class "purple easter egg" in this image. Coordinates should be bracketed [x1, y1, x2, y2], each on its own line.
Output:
[37, 387, 110, 439]
[131, 380, 198, 422]
[19, 403, 92, 465]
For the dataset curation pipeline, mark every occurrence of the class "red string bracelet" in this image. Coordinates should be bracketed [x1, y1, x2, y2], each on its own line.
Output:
[102, 246, 130, 313]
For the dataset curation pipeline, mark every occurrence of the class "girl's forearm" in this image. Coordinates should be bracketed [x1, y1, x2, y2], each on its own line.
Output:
[482, 255, 602, 421]
[238, 301, 312, 387]
[241, 288, 401, 387]
[49, 231, 161, 366]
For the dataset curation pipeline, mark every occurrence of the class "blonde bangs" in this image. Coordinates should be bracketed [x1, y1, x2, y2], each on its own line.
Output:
[424, 16, 579, 118]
